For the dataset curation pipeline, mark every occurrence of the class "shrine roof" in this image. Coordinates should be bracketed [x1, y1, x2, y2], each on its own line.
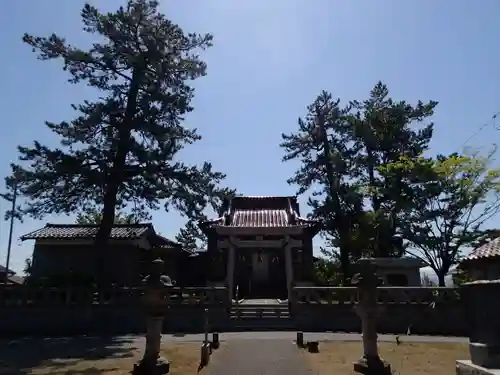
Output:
[202, 195, 320, 230]
[462, 237, 500, 263]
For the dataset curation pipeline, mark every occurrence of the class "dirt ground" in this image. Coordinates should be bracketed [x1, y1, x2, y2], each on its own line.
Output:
[0, 337, 469, 375]
[302, 341, 469, 375]
[0, 338, 215, 375]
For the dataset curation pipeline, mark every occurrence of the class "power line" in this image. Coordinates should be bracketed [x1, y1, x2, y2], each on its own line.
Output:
[458, 111, 500, 151]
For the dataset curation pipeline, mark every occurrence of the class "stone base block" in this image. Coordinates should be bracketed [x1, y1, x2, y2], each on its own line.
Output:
[296, 331, 304, 347]
[353, 356, 391, 375]
[307, 341, 319, 353]
[470, 343, 500, 368]
[133, 357, 170, 375]
[456, 360, 500, 375]
[211, 332, 220, 349]
[200, 343, 211, 365]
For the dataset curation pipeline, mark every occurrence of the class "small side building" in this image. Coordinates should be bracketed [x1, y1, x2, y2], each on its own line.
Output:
[0, 265, 23, 285]
[369, 257, 426, 286]
[460, 237, 500, 281]
[21, 223, 188, 286]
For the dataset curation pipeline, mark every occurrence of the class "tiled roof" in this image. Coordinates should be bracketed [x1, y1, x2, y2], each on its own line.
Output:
[230, 196, 297, 211]
[201, 195, 321, 230]
[21, 223, 152, 241]
[463, 237, 500, 262]
[231, 209, 289, 227]
[0, 265, 14, 275]
[154, 235, 181, 248]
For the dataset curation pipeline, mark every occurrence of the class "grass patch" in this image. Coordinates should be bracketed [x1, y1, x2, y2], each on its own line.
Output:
[3, 343, 212, 375]
[302, 341, 469, 375]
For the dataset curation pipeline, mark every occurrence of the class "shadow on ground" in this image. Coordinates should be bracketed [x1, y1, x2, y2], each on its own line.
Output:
[0, 336, 138, 375]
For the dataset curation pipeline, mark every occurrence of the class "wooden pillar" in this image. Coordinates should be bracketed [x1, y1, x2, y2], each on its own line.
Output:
[284, 244, 294, 301]
[226, 240, 236, 302]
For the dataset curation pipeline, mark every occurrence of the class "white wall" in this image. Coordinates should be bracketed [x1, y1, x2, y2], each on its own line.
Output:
[419, 266, 455, 286]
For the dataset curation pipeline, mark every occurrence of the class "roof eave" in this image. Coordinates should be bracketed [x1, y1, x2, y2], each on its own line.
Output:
[461, 254, 500, 264]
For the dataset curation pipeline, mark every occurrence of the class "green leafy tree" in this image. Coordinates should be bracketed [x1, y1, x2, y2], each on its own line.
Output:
[389, 148, 500, 285]
[469, 228, 500, 249]
[5, 1, 229, 280]
[312, 247, 345, 286]
[75, 207, 141, 225]
[175, 188, 238, 251]
[452, 267, 472, 286]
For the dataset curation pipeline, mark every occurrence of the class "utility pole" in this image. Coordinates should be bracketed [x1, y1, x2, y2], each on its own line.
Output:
[5, 180, 18, 280]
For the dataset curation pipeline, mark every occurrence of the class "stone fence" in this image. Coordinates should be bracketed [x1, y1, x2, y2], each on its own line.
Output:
[0, 285, 466, 336]
[0, 285, 229, 336]
[291, 286, 466, 336]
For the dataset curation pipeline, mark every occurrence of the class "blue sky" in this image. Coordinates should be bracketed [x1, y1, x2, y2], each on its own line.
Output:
[1, 0, 499, 275]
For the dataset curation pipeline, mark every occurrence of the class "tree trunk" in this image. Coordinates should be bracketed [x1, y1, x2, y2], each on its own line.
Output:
[437, 272, 446, 287]
[94, 65, 142, 286]
[339, 241, 351, 285]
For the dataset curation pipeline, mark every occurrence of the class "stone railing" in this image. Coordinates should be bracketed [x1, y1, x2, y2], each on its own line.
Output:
[0, 285, 229, 307]
[292, 286, 460, 305]
[291, 286, 465, 336]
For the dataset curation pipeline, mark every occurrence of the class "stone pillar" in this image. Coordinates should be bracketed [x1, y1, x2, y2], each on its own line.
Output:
[284, 244, 294, 302]
[352, 258, 391, 375]
[143, 316, 164, 362]
[226, 240, 236, 302]
[133, 258, 172, 375]
[456, 280, 500, 375]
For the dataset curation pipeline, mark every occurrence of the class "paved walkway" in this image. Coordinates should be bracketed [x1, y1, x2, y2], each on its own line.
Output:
[208, 339, 312, 375]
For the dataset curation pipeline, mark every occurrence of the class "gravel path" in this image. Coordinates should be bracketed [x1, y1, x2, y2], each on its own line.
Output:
[208, 339, 312, 375]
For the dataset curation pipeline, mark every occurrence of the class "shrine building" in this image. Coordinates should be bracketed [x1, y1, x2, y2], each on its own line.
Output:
[199, 195, 321, 300]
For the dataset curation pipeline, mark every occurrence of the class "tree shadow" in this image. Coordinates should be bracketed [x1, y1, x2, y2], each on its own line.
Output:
[0, 335, 138, 375]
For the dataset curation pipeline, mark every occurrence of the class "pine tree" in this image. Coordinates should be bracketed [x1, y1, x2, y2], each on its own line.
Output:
[349, 82, 437, 257]
[5, 1, 228, 282]
[282, 83, 438, 282]
[75, 207, 141, 225]
[281, 91, 363, 282]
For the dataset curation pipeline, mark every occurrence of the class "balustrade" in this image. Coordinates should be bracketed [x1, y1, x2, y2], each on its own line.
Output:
[0, 285, 228, 307]
[292, 286, 460, 305]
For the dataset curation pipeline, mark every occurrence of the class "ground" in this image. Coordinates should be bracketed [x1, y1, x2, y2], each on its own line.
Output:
[0, 337, 212, 375]
[0, 333, 469, 375]
[302, 341, 469, 375]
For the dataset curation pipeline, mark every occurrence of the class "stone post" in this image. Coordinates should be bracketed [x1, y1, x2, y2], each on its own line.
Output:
[352, 258, 391, 375]
[133, 258, 172, 375]
[201, 308, 211, 365]
[456, 280, 500, 375]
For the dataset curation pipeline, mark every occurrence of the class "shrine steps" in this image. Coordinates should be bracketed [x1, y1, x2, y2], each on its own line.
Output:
[228, 302, 296, 331]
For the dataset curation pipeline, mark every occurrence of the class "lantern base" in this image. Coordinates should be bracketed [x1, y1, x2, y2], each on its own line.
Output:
[133, 356, 170, 375]
[353, 356, 391, 375]
[470, 342, 500, 369]
[456, 360, 500, 375]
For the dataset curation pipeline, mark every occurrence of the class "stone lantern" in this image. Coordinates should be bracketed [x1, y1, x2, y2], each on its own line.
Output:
[133, 258, 174, 375]
[352, 258, 391, 375]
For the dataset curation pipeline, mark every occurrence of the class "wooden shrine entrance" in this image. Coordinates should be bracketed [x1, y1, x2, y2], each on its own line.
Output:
[233, 248, 287, 299]
[219, 235, 305, 301]
[199, 196, 321, 302]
